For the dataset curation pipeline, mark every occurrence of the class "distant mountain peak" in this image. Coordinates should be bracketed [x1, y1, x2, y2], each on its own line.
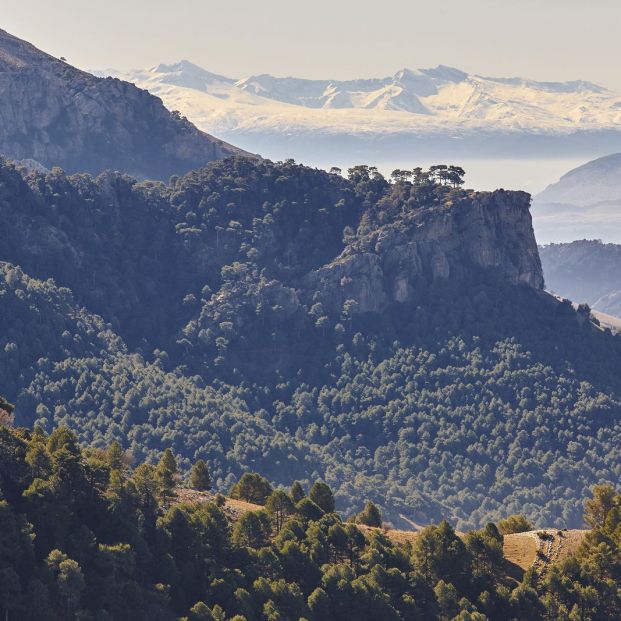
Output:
[154, 59, 203, 72]
[421, 64, 468, 82]
[532, 154, 621, 244]
[100, 59, 621, 164]
[153, 60, 235, 85]
[537, 153, 621, 205]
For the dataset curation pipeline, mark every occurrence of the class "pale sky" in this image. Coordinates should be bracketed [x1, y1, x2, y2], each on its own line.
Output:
[4, 0, 621, 90]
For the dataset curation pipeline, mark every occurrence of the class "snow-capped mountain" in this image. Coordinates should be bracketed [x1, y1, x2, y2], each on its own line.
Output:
[96, 61, 621, 162]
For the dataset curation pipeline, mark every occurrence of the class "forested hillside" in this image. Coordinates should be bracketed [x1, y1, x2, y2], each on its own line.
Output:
[1, 421, 621, 621]
[540, 240, 621, 318]
[2, 156, 621, 528]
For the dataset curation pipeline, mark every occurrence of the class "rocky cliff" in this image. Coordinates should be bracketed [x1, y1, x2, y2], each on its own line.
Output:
[0, 29, 246, 180]
[0, 157, 544, 346]
[305, 189, 544, 314]
[5, 156, 611, 531]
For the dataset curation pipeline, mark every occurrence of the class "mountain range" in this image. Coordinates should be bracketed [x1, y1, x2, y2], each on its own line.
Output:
[3, 24, 621, 621]
[0, 30, 244, 180]
[96, 60, 621, 162]
[540, 240, 621, 319]
[1, 29, 621, 532]
[532, 153, 621, 243]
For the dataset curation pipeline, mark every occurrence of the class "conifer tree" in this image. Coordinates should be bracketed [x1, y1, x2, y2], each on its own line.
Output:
[156, 448, 178, 498]
[189, 459, 211, 491]
[356, 501, 382, 527]
[289, 481, 305, 504]
[309, 481, 335, 513]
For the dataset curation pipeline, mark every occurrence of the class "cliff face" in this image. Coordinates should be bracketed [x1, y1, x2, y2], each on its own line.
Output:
[0, 29, 246, 180]
[0, 156, 545, 359]
[305, 189, 544, 313]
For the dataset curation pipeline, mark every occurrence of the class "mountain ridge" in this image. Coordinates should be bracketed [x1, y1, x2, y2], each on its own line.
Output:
[95, 60, 621, 160]
[2, 155, 621, 530]
[532, 154, 621, 243]
[540, 239, 621, 318]
[0, 29, 247, 180]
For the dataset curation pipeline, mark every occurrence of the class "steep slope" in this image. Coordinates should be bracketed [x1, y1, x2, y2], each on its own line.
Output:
[98, 61, 621, 161]
[2, 156, 621, 528]
[0, 29, 245, 180]
[305, 189, 542, 315]
[532, 154, 621, 243]
[0, 261, 313, 483]
[540, 240, 621, 317]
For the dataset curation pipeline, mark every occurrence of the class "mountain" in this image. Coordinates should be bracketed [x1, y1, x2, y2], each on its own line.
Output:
[0, 30, 245, 180]
[540, 240, 621, 318]
[537, 153, 621, 206]
[532, 154, 621, 243]
[97, 61, 621, 162]
[2, 156, 621, 531]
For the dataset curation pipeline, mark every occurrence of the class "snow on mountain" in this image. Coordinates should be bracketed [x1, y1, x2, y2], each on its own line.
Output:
[98, 62, 621, 136]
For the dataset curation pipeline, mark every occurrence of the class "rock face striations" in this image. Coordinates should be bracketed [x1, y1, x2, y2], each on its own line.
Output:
[0, 29, 245, 180]
[306, 189, 544, 314]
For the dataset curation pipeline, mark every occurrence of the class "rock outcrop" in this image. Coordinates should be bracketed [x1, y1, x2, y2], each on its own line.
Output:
[0, 29, 246, 180]
[305, 189, 544, 313]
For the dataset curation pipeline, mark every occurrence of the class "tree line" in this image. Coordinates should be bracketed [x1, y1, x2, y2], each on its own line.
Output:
[1, 417, 621, 620]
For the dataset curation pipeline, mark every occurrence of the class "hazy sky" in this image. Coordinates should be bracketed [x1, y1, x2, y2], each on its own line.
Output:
[4, 0, 621, 89]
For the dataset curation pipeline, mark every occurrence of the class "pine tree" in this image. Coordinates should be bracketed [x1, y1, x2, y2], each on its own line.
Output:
[189, 459, 211, 491]
[229, 472, 273, 505]
[265, 490, 294, 533]
[25, 439, 52, 479]
[309, 481, 335, 513]
[356, 501, 382, 527]
[156, 448, 178, 498]
[289, 481, 305, 504]
[106, 440, 125, 471]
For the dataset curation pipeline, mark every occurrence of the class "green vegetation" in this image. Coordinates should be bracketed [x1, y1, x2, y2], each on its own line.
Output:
[497, 516, 533, 535]
[190, 460, 212, 491]
[1, 156, 621, 529]
[230, 473, 274, 505]
[1, 421, 621, 620]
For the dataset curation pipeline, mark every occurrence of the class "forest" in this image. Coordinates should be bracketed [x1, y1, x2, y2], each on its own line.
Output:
[1, 156, 621, 528]
[1, 418, 620, 621]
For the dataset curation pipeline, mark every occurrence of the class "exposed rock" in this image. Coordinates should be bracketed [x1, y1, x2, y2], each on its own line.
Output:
[0, 29, 247, 180]
[305, 189, 543, 314]
[255, 280, 300, 318]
